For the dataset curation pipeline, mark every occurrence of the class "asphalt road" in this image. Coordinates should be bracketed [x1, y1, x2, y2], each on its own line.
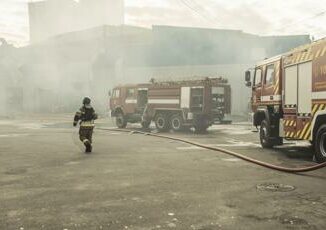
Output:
[0, 115, 326, 230]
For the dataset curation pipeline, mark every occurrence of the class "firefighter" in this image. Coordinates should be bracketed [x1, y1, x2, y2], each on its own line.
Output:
[73, 97, 98, 153]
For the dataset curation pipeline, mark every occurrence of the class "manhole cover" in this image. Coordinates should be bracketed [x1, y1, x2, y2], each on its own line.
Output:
[256, 183, 296, 192]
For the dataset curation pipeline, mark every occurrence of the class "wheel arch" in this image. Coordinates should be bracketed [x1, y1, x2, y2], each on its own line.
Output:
[111, 107, 124, 117]
[311, 111, 326, 141]
[253, 108, 270, 127]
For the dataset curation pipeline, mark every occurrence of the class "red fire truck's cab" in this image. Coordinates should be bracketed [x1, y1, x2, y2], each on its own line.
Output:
[109, 84, 150, 128]
[245, 56, 283, 147]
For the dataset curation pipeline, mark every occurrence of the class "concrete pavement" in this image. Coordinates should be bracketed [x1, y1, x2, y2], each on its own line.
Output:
[0, 115, 325, 230]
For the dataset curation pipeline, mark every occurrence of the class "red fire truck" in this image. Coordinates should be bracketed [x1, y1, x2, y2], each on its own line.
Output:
[110, 77, 231, 132]
[245, 38, 326, 162]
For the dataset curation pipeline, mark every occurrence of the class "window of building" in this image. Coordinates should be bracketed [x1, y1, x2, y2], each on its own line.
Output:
[254, 68, 262, 86]
[265, 64, 275, 85]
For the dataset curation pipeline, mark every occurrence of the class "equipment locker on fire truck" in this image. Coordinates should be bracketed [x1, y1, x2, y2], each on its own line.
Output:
[245, 38, 326, 162]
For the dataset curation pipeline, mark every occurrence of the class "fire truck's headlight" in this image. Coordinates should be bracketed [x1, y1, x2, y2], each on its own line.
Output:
[187, 113, 194, 120]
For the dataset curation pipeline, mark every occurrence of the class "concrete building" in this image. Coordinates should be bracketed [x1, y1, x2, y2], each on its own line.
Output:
[28, 0, 124, 43]
[0, 39, 23, 116]
[15, 25, 151, 113]
[8, 27, 314, 114]
[123, 26, 310, 115]
[8, 24, 310, 115]
[8, 0, 308, 115]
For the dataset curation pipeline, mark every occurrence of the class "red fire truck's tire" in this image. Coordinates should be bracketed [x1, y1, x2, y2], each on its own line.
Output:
[141, 121, 151, 129]
[116, 113, 127, 128]
[155, 114, 170, 132]
[216, 114, 224, 123]
[260, 120, 275, 148]
[194, 118, 209, 133]
[276, 137, 283, 146]
[194, 122, 209, 133]
[314, 125, 326, 163]
[194, 125, 208, 133]
[170, 114, 183, 132]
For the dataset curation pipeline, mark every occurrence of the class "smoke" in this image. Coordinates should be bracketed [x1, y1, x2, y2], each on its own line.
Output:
[0, 0, 312, 117]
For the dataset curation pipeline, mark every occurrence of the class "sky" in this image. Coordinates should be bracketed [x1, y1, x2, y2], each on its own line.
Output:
[0, 0, 325, 46]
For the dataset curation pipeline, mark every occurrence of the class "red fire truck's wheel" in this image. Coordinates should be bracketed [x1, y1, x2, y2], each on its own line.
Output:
[141, 121, 151, 129]
[170, 114, 183, 132]
[260, 120, 275, 148]
[194, 118, 209, 133]
[314, 124, 326, 163]
[194, 126, 208, 133]
[155, 114, 170, 131]
[276, 137, 283, 146]
[116, 113, 127, 128]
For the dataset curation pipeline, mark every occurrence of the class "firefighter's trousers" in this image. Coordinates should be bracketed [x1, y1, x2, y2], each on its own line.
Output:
[79, 122, 94, 144]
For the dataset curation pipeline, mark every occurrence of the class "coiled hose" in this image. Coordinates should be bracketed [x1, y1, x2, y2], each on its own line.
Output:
[98, 127, 326, 173]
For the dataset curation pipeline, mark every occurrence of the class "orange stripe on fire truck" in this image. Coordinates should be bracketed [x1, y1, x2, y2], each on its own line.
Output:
[286, 46, 326, 65]
[284, 120, 297, 127]
[300, 52, 307, 62]
[312, 104, 319, 114]
[313, 104, 326, 115]
[285, 132, 295, 138]
[315, 49, 322, 58]
[321, 46, 326, 56]
[295, 104, 326, 140]
[298, 123, 310, 139]
[273, 77, 279, 95]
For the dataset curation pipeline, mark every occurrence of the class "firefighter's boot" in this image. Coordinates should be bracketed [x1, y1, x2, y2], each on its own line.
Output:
[83, 139, 92, 153]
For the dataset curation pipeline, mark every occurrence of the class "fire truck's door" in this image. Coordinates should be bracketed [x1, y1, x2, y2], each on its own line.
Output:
[284, 62, 312, 112]
[181, 87, 191, 108]
[284, 65, 298, 108]
[137, 88, 148, 110]
[253, 68, 263, 104]
[297, 62, 312, 115]
[284, 62, 312, 138]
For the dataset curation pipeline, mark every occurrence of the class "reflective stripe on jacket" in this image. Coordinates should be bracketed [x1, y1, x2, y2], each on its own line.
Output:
[80, 120, 95, 127]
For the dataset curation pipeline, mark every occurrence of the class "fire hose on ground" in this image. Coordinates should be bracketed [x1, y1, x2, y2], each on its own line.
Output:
[97, 127, 326, 173]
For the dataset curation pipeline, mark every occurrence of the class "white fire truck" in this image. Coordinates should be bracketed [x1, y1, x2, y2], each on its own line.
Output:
[245, 38, 326, 162]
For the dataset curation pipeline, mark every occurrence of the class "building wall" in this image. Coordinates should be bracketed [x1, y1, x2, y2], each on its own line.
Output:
[28, 0, 124, 43]
[150, 26, 311, 66]
[5, 25, 312, 115]
[0, 43, 23, 116]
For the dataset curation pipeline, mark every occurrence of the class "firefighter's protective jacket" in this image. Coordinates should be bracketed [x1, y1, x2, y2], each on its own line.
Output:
[73, 105, 98, 127]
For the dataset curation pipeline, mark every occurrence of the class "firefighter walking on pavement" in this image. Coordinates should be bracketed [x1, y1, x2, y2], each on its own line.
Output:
[73, 97, 98, 153]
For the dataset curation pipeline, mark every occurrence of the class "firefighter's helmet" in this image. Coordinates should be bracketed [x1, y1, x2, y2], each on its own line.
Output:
[83, 97, 91, 105]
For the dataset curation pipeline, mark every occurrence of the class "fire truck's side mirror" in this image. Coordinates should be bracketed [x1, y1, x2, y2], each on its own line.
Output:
[245, 70, 251, 82]
[245, 70, 252, 87]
